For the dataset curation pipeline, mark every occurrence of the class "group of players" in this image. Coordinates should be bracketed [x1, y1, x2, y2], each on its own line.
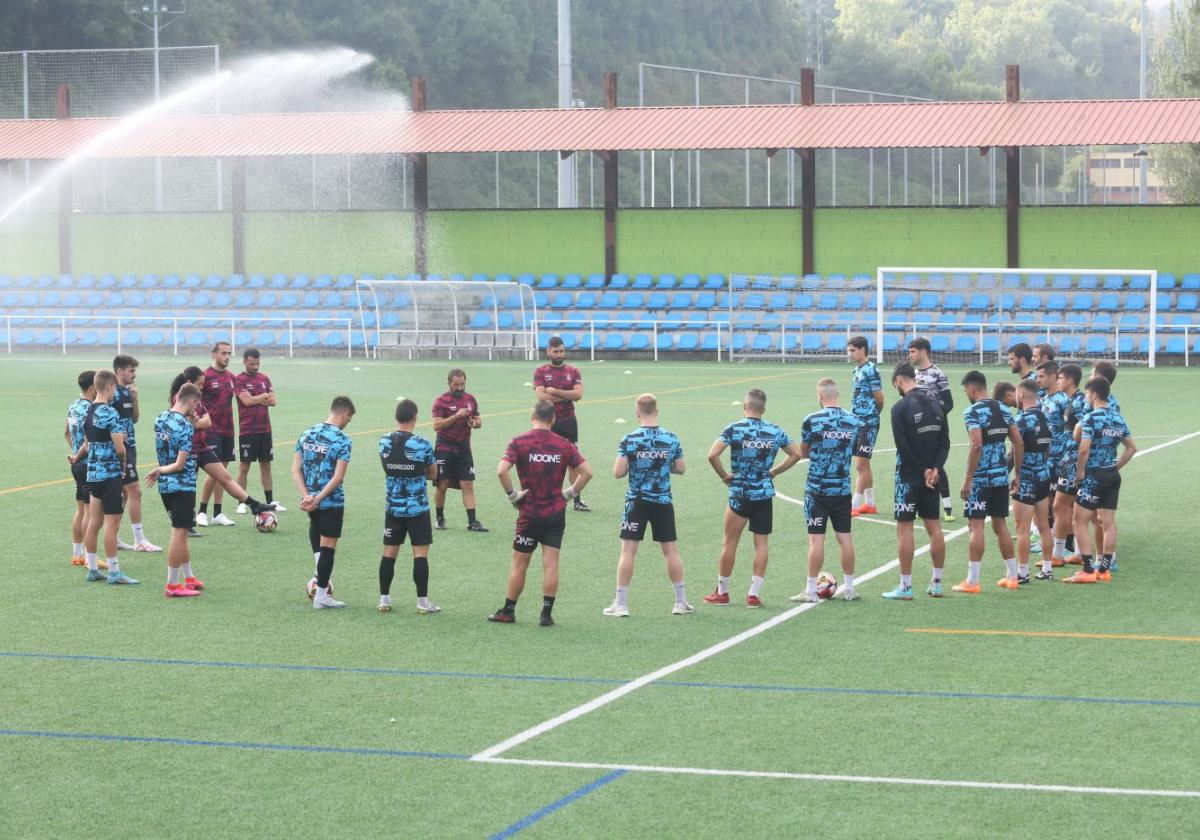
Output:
[63, 333, 1135, 617]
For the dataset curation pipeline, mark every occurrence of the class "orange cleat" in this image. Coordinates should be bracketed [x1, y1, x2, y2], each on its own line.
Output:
[1064, 554, 1083, 566]
[851, 506, 863, 517]
[858, 504, 878, 515]
[1050, 556, 1066, 568]
[996, 577, 1019, 590]
[164, 583, 201, 598]
[1063, 570, 1098, 584]
[1095, 570, 1112, 582]
[952, 581, 982, 594]
[97, 558, 109, 571]
[71, 555, 86, 566]
[184, 576, 205, 591]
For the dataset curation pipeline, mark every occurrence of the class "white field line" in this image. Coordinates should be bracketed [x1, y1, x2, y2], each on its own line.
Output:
[477, 756, 1200, 800]
[470, 429, 1199, 764]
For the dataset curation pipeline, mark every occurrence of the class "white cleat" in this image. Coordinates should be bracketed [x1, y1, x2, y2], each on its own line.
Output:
[377, 595, 392, 613]
[211, 513, 237, 526]
[133, 540, 162, 553]
[841, 587, 860, 601]
[236, 502, 249, 515]
[313, 593, 346, 609]
[416, 599, 441, 614]
[602, 602, 630, 618]
[671, 601, 695, 615]
[789, 590, 821, 603]
[195, 512, 209, 527]
[116, 538, 136, 551]
[271, 503, 288, 512]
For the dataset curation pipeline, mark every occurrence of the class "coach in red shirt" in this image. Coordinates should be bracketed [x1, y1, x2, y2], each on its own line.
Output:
[533, 335, 589, 512]
[431, 368, 487, 533]
[197, 340, 239, 526]
[235, 348, 282, 512]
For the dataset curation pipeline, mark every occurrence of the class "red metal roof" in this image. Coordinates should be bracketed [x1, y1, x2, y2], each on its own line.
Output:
[1, 98, 1198, 158]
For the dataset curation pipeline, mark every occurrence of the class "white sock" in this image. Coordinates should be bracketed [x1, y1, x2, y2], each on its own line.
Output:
[72, 542, 83, 556]
[900, 574, 912, 589]
[132, 523, 145, 544]
[1052, 538, 1066, 559]
[379, 593, 391, 604]
[717, 575, 730, 595]
[1004, 557, 1018, 577]
[967, 560, 981, 585]
[1042, 557, 1053, 573]
[1017, 562, 1028, 577]
[1111, 551, 1117, 565]
[931, 567, 943, 583]
[107, 557, 120, 573]
[806, 576, 818, 594]
[843, 574, 855, 590]
[167, 566, 181, 585]
[852, 493, 864, 508]
[863, 488, 875, 507]
[181, 561, 193, 579]
[317, 586, 328, 598]
[942, 496, 953, 510]
[85, 552, 98, 571]
[615, 586, 628, 607]
[314, 552, 321, 574]
[749, 575, 765, 597]
[672, 581, 686, 603]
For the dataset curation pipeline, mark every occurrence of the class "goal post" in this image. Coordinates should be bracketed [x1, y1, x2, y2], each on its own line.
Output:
[875, 267, 1160, 368]
[354, 279, 539, 360]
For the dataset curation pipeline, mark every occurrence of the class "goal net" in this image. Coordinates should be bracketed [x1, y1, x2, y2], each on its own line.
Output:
[876, 267, 1160, 367]
[355, 279, 539, 360]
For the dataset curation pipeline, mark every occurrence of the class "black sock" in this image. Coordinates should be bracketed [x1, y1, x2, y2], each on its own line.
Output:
[1065, 533, 1075, 552]
[503, 597, 517, 612]
[466, 508, 477, 525]
[309, 519, 321, 556]
[1100, 553, 1113, 570]
[1081, 553, 1094, 573]
[316, 547, 335, 588]
[436, 507, 444, 520]
[213, 503, 222, 516]
[541, 595, 555, 614]
[413, 556, 429, 598]
[245, 496, 261, 513]
[198, 502, 208, 515]
[379, 556, 396, 596]
[265, 490, 273, 504]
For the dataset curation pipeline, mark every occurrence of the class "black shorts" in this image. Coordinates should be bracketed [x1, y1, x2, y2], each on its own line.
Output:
[894, 472, 941, 522]
[72, 459, 90, 502]
[160, 490, 197, 530]
[966, 483, 1010, 520]
[1056, 459, 1078, 496]
[1013, 476, 1052, 506]
[805, 493, 852, 534]
[384, 510, 433, 547]
[239, 432, 274, 462]
[308, 507, 345, 540]
[854, 424, 879, 460]
[620, 499, 677, 543]
[551, 417, 578, 443]
[1077, 467, 1121, 512]
[88, 477, 124, 515]
[513, 510, 566, 553]
[729, 496, 773, 535]
[436, 442, 476, 484]
[121, 444, 138, 485]
[213, 434, 235, 463]
[197, 447, 221, 468]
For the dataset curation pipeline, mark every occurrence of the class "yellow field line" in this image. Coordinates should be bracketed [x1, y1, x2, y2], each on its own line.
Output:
[3, 369, 809, 496]
[906, 628, 1200, 644]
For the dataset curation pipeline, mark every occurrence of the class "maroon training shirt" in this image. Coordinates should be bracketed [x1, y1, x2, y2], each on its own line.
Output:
[192, 400, 213, 453]
[431, 391, 480, 446]
[503, 428, 584, 518]
[533, 363, 582, 422]
[235, 371, 274, 435]
[203, 366, 238, 437]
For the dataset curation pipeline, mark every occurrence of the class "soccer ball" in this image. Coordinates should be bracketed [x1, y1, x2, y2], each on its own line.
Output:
[815, 572, 839, 600]
[306, 576, 333, 600]
[255, 510, 278, 533]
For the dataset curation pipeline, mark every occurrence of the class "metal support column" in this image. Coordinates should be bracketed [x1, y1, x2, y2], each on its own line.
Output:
[1004, 65, 1021, 269]
[799, 68, 816, 277]
[56, 85, 72, 275]
[603, 72, 619, 280]
[231, 157, 246, 276]
[411, 76, 429, 277]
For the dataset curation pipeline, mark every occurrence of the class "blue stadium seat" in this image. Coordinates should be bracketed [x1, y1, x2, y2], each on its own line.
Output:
[669, 292, 693, 310]
[1046, 295, 1067, 311]
[599, 291, 620, 308]
[1051, 275, 1073, 291]
[1098, 294, 1120, 311]
[1060, 336, 1081, 354]
[1026, 274, 1047, 290]
[1177, 294, 1198, 312]
[585, 274, 606, 289]
[743, 293, 765, 310]
[701, 333, 721, 352]
[1018, 294, 1042, 311]
[609, 274, 630, 289]
[269, 274, 290, 289]
[322, 331, 346, 349]
[968, 294, 990, 311]
[1125, 294, 1146, 311]
[1165, 337, 1187, 355]
[918, 292, 940, 310]
[680, 274, 701, 290]
[1077, 274, 1099, 290]
[632, 273, 654, 290]
[1182, 274, 1200, 290]
[603, 333, 625, 350]
[695, 292, 717, 309]
[677, 333, 699, 351]
[575, 292, 597, 309]
[730, 275, 750, 291]
[881, 334, 901, 353]
[704, 274, 725, 290]
[778, 275, 799, 290]
[578, 331, 596, 350]
[246, 274, 266, 288]
[767, 293, 789, 311]
[1071, 294, 1093, 311]
[1128, 274, 1150, 291]
[647, 292, 668, 309]
[954, 335, 977, 353]
[550, 292, 572, 309]
[1103, 274, 1125, 291]
[818, 294, 839, 310]
[1086, 335, 1110, 354]
[1002, 273, 1022, 289]
[561, 274, 582, 289]
[497, 312, 517, 330]
[621, 293, 644, 310]
[801, 274, 821, 290]
[537, 274, 559, 289]
[943, 293, 965, 311]
[1158, 273, 1177, 290]
[657, 274, 677, 290]
[656, 333, 674, 351]
[468, 312, 493, 330]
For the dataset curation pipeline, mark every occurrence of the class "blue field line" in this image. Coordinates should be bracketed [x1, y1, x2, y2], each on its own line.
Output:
[4, 650, 1198, 709]
[489, 770, 627, 839]
[0, 728, 467, 760]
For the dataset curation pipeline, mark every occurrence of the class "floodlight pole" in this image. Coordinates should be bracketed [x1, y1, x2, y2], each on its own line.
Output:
[1138, 0, 1148, 204]
[557, 0, 577, 208]
[128, 1, 186, 212]
[56, 85, 72, 276]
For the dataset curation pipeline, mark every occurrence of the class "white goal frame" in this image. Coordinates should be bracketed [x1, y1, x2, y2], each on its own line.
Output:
[876, 266, 1160, 367]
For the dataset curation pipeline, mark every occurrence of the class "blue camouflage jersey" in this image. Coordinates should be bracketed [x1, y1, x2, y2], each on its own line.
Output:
[296, 422, 353, 509]
[964, 398, 1015, 487]
[153, 409, 196, 493]
[801, 407, 860, 497]
[851, 362, 882, 427]
[1016, 407, 1053, 483]
[719, 417, 792, 502]
[1059, 390, 1089, 464]
[380, 430, 435, 517]
[1040, 391, 1069, 466]
[618, 426, 683, 504]
[1081, 406, 1130, 470]
[84, 402, 122, 482]
[110, 383, 136, 448]
[1026, 369, 1044, 399]
[67, 398, 89, 454]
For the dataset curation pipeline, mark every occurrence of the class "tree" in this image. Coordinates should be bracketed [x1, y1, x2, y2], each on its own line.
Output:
[1153, 0, 1200, 202]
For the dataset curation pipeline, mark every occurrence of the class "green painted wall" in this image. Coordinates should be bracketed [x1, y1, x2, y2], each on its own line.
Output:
[1022, 206, 1200, 277]
[1, 206, 1198, 279]
[427, 210, 602, 276]
[618, 209, 801, 276]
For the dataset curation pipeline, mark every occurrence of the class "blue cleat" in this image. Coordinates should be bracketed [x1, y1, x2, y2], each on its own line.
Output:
[106, 571, 140, 585]
[926, 581, 944, 598]
[1109, 558, 1119, 574]
[85, 569, 107, 582]
[882, 585, 914, 601]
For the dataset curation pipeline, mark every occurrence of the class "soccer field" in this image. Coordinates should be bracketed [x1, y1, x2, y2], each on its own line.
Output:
[3, 354, 1199, 838]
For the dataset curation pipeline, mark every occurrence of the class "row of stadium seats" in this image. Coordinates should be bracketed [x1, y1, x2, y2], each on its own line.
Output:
[4, 271, 1200, 292]
[0, 289, 361, 309]
[0, 328, 364, 350]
